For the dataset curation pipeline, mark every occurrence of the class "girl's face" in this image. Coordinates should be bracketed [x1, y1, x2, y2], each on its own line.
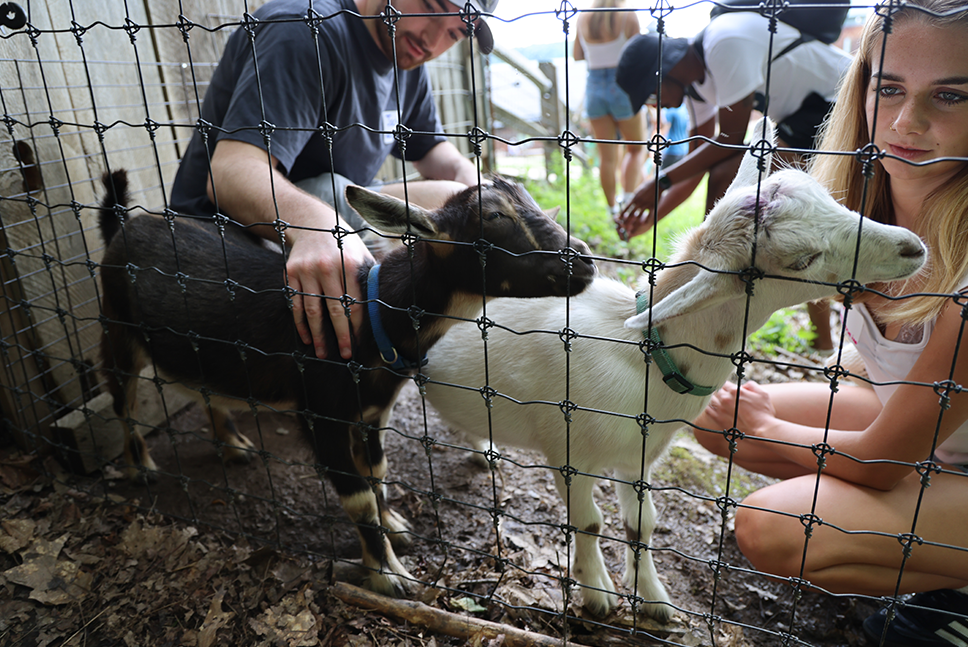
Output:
[866, 19, 968, 185]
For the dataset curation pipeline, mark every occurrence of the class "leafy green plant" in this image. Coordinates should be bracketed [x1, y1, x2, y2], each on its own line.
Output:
[746, 306, 818, 356]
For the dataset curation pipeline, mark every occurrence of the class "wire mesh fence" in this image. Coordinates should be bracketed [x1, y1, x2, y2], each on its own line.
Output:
[2, 1, 968, 646]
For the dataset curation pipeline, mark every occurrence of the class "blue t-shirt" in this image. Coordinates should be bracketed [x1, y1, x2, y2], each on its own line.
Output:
[170, 0, 446, 217]
[663, 105, 689, 158]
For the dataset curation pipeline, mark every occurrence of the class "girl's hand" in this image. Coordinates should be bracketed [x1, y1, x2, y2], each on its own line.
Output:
[703, 380, 777, 438]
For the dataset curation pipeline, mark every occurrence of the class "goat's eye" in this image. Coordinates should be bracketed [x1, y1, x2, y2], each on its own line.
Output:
[485, 211, 505, 221]
[788, 252, 821, 271]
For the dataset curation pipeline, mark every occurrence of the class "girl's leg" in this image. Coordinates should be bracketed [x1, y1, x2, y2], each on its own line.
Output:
[589, 115, 620, 208]
[736, 470, 968, 595]
[616, 112, 646, 200]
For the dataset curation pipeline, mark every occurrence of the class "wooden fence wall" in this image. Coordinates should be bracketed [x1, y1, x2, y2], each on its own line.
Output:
[0, 0, 490, 455]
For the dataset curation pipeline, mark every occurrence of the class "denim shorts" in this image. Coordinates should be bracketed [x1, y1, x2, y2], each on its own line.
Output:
[584, 67, 636, 121]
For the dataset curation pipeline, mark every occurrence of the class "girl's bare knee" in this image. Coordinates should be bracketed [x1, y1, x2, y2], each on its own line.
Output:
[735, 492, 801, 577]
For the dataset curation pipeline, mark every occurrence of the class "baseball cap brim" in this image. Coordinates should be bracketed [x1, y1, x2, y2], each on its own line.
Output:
[447, 0, 496, 55]
[616, 35, 690, 113]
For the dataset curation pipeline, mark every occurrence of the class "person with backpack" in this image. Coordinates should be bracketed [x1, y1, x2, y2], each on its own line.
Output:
[613, 8, 851, 350]
[612, 10, 851, 238]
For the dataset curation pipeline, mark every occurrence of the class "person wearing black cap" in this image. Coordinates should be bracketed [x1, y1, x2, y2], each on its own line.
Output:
[612, 12, 850, 240]
[170, 0, 497, 362]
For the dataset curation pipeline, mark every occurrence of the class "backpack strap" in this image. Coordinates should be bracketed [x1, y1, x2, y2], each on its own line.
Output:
[693, 20, 813, 111]
[694, 18, 814, 65]
[771, 32, 814, 61]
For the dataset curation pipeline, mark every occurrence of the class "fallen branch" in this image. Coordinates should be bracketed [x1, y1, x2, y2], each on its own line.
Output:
[330, 581, 568, 647]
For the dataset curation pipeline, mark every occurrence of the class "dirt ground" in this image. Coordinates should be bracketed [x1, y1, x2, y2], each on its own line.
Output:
[1, 342, 882, 647]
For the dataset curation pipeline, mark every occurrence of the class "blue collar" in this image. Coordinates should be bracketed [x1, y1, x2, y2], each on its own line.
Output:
[635, 292, 716, 397]
[367, 264, 427, 371]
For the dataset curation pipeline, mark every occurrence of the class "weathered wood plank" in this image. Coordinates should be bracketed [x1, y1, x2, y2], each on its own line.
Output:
[0, 2, 99, 412]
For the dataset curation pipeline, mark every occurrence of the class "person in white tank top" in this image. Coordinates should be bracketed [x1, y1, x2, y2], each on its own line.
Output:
[692, 1, 968, 642]
[573, 0, 644, 215]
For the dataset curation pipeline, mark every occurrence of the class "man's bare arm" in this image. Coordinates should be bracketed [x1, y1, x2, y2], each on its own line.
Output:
[207, 139, 373, 360]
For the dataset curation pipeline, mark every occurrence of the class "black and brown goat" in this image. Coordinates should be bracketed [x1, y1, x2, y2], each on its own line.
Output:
[96, 170, 595, 596]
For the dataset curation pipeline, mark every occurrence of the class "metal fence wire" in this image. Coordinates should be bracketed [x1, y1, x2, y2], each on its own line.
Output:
[1, 1, 967, 646]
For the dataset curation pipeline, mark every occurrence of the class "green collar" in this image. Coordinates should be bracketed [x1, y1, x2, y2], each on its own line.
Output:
[635, 292, 717, 397]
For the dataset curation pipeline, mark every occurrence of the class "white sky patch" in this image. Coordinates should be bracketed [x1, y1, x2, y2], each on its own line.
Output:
[489, 1, 714, 44]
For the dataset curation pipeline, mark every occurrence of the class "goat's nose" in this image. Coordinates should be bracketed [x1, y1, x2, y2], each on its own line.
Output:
[899, 238, 926, 259]
[568, 236, 592, 256]
[569, 236, 594, 262]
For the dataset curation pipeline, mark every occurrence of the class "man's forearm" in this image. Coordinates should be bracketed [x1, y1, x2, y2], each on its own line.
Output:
[413, 141, 480, 186]
[208, 139, 341, 245]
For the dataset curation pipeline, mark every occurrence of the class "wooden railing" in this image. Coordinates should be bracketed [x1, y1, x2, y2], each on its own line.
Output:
[489, 46, 589, 178]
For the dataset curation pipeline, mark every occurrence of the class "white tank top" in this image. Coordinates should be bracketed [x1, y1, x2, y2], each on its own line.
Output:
[844, 273, 968, 463]
[578, 31, 628, 70]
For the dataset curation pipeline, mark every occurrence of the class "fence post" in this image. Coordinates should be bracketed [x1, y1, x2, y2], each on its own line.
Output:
[539, 61, 561, 181]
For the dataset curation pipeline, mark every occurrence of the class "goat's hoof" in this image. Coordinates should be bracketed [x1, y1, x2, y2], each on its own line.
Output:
[387, 529, 411, 550]
[223, 446, 254, 464]
[382, 509, 412, 549]
[580, 574, 620, 617]
[633, 585, 675, 624]
[366, 569, 414, 598]
[582, 596, 616, 618]
[638, 600, 675, 624]
[223, 434, 256, 464]
[581, 588, 621, 618]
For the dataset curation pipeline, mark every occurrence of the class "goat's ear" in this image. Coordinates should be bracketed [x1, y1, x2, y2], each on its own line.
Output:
[344, 186, 438, 238]
[726, 117, 776, 194]
[624, 272, 742, 329]
[544, 206, 561, 221]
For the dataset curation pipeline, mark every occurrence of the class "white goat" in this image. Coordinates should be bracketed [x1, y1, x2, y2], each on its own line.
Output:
[422, 119, 927, 621]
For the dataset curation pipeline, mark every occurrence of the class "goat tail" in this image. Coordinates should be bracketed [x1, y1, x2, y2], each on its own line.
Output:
[98, 169, 130, 244]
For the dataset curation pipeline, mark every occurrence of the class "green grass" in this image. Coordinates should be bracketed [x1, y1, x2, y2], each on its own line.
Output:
[495, 154, 817, 358]
[496, 154, 707, 283]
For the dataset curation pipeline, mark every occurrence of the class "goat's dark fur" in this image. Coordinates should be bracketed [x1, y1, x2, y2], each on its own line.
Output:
[96, 169, 594, 596]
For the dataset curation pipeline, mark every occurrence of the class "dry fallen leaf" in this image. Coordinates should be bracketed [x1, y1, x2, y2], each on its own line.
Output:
[198, 588, 234, 647]
[249, 585, 319, 647]
[0, 518, 36, 553]
[3, 534, 92, 605]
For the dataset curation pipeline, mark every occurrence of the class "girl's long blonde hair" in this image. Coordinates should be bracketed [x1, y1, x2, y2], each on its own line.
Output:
[583, 0, 626, 41]
[810, 0, 968, 324]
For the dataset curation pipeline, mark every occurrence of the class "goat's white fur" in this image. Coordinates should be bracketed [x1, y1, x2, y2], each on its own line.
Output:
[423, 119, 927, 621]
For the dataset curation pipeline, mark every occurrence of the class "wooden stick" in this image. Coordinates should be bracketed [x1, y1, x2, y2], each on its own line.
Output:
[330, 581, 570, 647]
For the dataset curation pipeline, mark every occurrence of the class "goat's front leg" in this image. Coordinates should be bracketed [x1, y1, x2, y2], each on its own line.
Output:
[324, 420, 414, 597]
[552, 470, 620, 616]
[616, 470, 673, 623]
